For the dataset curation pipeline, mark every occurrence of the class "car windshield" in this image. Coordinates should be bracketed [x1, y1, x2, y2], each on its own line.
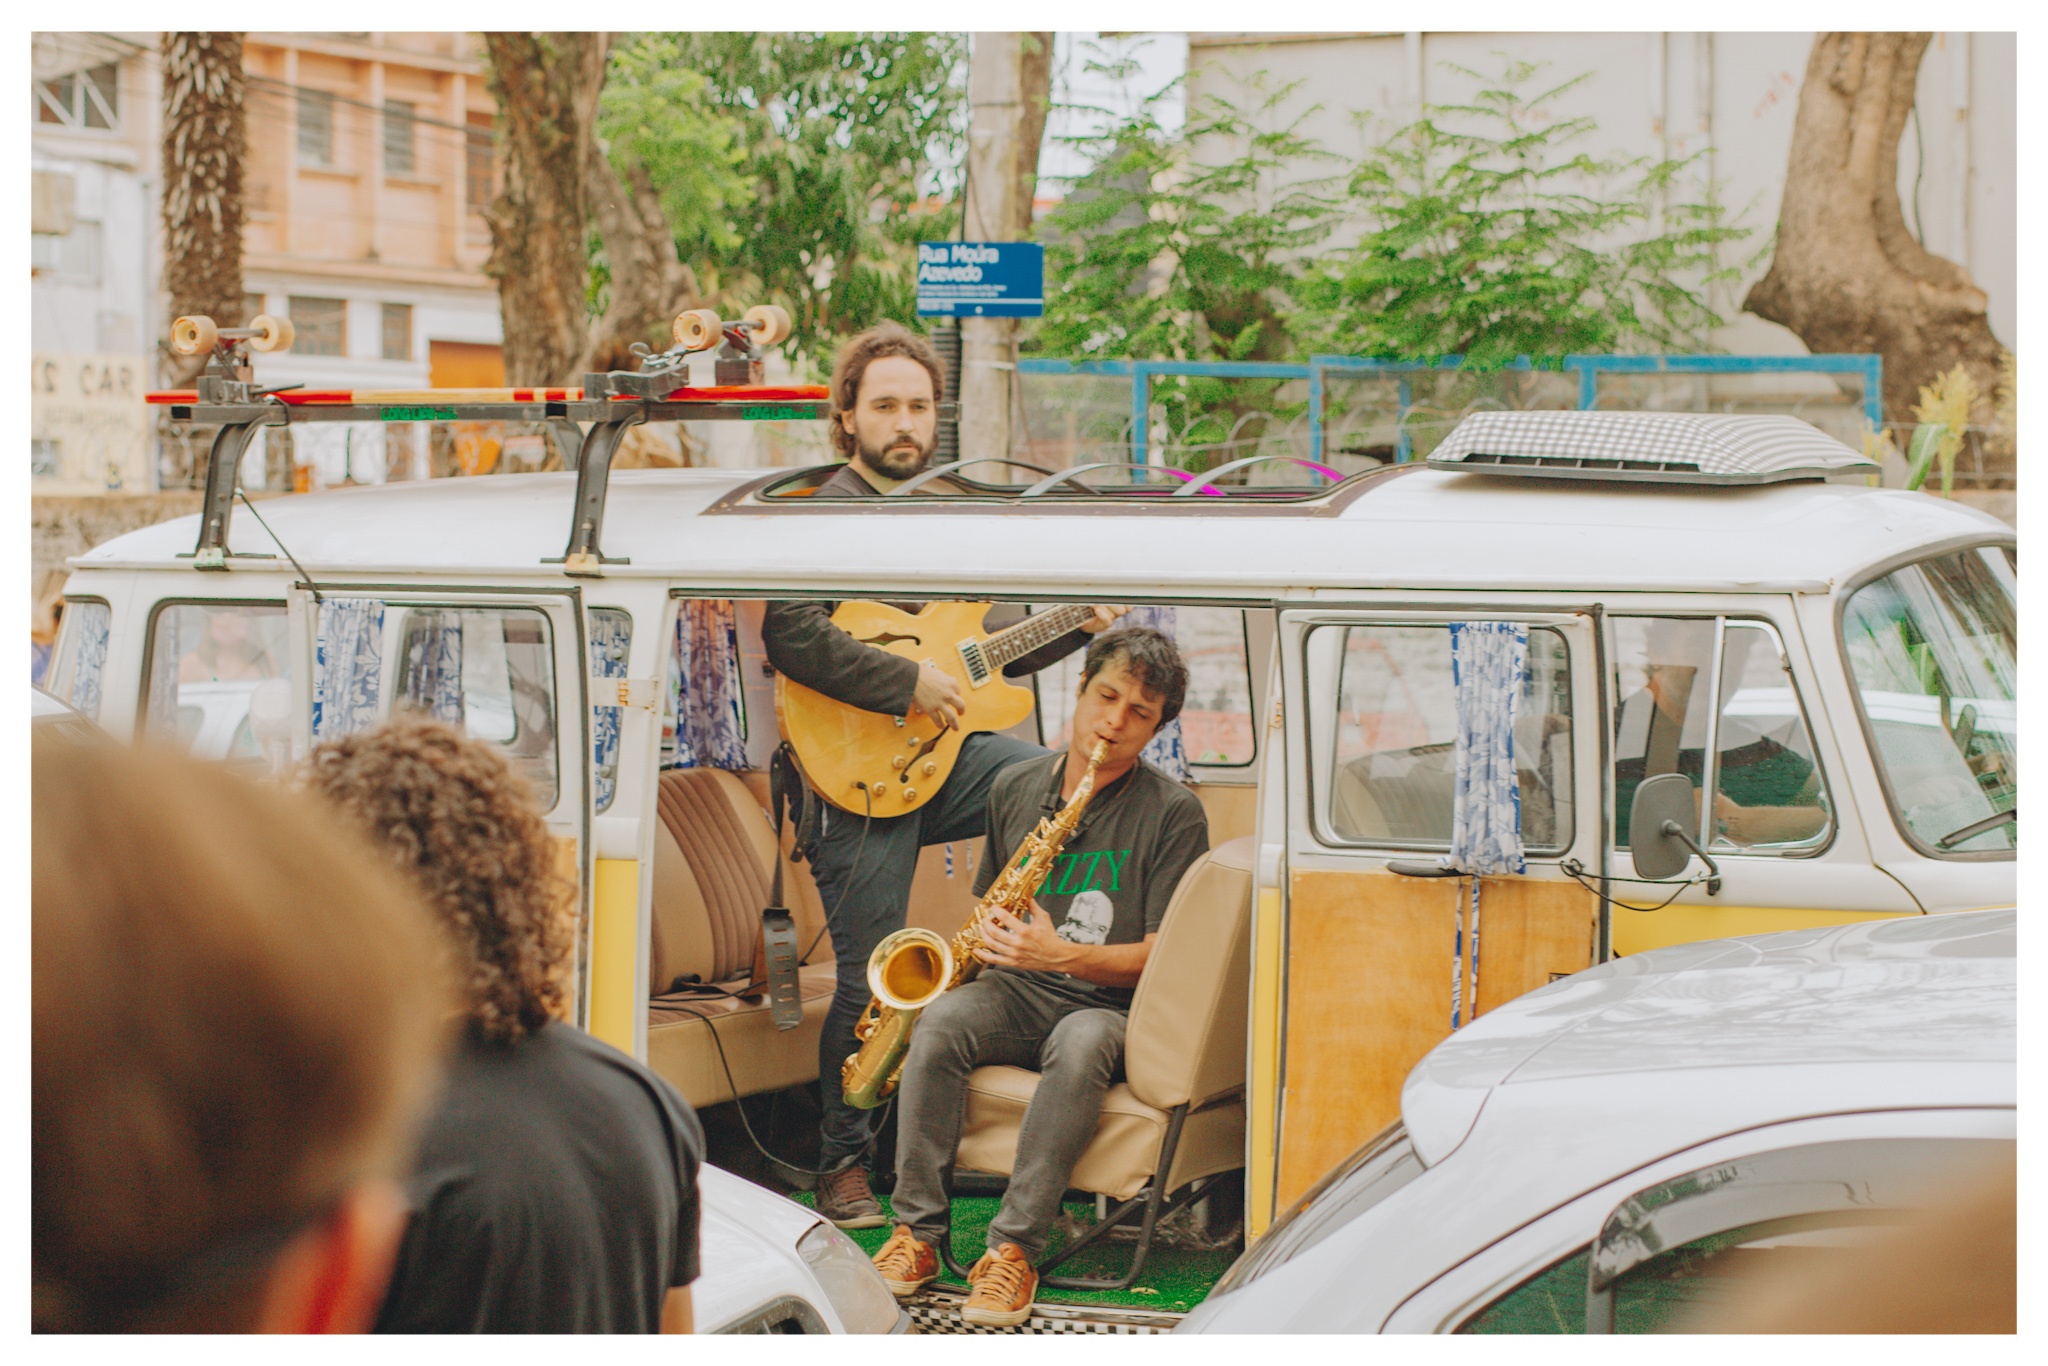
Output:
[1841, 546, 2016, 854]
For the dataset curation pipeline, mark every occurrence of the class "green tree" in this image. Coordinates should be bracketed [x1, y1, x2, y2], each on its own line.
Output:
[1033, 56, 1338, 462]
[656, 32, 965, 368]
[1291, 62, 1750, 367]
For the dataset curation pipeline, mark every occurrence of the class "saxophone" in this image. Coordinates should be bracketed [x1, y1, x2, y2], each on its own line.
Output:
[841, 740, 1110, 1109]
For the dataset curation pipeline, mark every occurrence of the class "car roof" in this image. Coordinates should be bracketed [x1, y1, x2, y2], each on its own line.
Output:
[69, 465, 2007, 597]
[1402, 909, 2017, 1167]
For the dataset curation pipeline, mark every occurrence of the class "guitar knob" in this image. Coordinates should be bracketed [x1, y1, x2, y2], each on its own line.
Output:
[923, 761, 938, 776]
[871, 781, 887, 797]
[891, 755, 906, 769]
[903, 788, 918, 802]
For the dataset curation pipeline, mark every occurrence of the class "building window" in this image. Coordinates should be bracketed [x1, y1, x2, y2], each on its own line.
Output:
[35, 61, 120, 130]
[381, 303, 413, 362]
[289, 296, 348, 357]
[465, 126, 495, 213]
[297, 89, 335, 166]
[383, 100, 416, 176]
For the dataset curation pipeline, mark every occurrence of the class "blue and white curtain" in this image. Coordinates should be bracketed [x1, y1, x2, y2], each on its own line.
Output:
[589, 609, 632, 810]
[398, 611, 464, 725]
[312, 598, 386, 742]
[668, 599, 748, 770]
[145, 607, 184, 737]
[1117, 604, 1189, 782]
[1440, 620, 1528, 1030]
[63, 601, 111, 720]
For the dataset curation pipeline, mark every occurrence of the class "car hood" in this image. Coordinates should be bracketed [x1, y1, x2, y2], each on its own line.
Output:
[692, 1164, 835, 1332]
[1402, 910, 2016, 1165]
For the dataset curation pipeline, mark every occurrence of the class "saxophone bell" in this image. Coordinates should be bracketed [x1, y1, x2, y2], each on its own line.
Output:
[840, 927, 954, 1109]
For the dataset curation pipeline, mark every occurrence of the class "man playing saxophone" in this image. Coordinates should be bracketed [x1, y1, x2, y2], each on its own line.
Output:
[868, 628, 1209, 1327]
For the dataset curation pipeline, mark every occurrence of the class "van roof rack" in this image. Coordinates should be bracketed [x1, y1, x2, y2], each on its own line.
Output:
[148, 378, 829, 574]
[1426, 411, 1877, 486]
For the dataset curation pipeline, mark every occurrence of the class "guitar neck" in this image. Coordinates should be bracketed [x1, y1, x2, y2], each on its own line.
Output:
[982, 604, 1099, 671]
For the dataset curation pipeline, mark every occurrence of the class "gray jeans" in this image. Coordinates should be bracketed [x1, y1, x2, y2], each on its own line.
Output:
[891, 970, 1127, 1261]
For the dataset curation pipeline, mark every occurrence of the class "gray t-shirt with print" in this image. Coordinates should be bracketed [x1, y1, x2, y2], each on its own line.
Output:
[971, 752, 1210, 1010]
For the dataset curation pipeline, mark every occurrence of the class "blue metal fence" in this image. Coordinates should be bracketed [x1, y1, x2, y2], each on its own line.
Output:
[1015, 353, 1885, 467]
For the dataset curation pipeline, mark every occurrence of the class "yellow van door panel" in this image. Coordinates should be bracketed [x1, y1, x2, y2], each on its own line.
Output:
[1467, 875, 1600, 1015]
[1612, 903, 1915, 956]
[1276, 870, 1595, 1210]
[587, 858, 641, 1052]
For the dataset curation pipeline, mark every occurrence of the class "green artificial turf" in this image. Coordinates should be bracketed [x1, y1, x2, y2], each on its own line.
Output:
[791, 1192, 1232, 1314]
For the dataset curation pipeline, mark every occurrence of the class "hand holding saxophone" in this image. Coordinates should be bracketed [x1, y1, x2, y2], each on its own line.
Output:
[974, 901, 1071, 974]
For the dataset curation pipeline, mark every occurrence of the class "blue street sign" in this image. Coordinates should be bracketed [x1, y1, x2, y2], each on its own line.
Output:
[916, 241, 1043, 317]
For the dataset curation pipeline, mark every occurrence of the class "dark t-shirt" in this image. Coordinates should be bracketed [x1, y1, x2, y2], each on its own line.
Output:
[372, 1021, 703, 1334]
[973, 752, 1210, 1009]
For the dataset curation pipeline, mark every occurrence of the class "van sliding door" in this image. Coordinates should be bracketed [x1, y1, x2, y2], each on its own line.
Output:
[1263, 607, 1604, 1225]
[289, 586, 594, 1027]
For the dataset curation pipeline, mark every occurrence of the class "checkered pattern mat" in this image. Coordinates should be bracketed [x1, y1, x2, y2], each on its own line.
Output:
[906, 1293, 1178, 1335]
[1427, 410, 1875, 484]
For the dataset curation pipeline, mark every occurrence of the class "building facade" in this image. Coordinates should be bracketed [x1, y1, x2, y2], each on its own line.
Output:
[31, 32, 509, 494]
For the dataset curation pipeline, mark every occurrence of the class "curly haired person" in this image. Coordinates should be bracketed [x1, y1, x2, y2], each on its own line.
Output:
[301, 716, 704, 1334]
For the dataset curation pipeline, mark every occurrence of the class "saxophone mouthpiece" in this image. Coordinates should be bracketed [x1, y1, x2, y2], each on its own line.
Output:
[1088, 739, 1109, 766]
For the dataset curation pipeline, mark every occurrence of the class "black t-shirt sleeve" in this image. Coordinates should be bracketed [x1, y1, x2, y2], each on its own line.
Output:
[762, 600, 921, 716]
[1143, 796, 1212, 935]
[651, 1073, 708, 1286]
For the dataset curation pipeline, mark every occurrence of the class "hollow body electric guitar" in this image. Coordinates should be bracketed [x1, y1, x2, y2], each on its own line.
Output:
[775, 600, 1100, 816]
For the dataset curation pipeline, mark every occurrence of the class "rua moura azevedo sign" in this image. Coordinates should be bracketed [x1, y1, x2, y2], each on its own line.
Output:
[915, 241, 1043, 318]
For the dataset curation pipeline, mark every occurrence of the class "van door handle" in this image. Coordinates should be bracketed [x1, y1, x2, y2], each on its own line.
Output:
[1386, 860, 1462, 877]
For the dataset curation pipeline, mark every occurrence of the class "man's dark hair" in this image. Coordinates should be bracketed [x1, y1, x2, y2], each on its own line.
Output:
[827, 321, 945, 460]
[1079, 625, 1189, 727]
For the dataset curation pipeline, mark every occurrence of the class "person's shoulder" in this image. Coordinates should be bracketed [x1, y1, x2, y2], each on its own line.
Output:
[1135, 762, 1208, 817]
[992, 751, 1061, 802]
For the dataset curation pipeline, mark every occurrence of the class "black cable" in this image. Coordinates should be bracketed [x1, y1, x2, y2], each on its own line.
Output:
[1559, 858, 1709, 914]
[657, 990, 893, 1178]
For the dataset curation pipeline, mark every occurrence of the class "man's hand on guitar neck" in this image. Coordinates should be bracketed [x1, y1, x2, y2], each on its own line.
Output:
[911, 663, 967, 731]
[1080, 605, 1130, 634]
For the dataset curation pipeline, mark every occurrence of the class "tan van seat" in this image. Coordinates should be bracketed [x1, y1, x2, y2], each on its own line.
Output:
[645, 768, 837, 1110]
[951, 836, 1254, 1289]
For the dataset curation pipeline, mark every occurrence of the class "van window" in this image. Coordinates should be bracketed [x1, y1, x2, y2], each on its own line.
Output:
[1036, 606, 1256, 767]
[141, 601, 295, 773]
[590, 608, 631, 812]
[1612, 618, 1830, 853]
[1312, 624, 1574, 852]
[1841, 547, 2016, 855]
[48, 598, 111, 720]
[393, 607, 560, 809]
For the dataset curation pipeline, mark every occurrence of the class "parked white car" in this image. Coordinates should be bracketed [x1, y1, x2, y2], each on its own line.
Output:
[1178, 908, 2016, 1334]
[696, 1165, 906, 1334]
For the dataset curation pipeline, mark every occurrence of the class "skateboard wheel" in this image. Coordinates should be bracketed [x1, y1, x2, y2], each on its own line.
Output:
[171, 315, 218, 356]
[743, 303, 792, 348]
[247, 314, 294, 352]
[674, 308, 723, 351]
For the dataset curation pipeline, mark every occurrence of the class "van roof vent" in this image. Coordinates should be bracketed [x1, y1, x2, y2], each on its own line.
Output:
[1427, 410, 1877, 486]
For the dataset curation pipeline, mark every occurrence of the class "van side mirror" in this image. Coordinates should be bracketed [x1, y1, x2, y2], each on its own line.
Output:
[1628, 773, 1721, 894]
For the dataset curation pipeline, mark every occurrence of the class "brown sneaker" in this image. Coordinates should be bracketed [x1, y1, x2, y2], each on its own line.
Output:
[870, 1224, 939, 1299]
[962, 1243, 1037, 1328]
[815, 1162, 885, 1229]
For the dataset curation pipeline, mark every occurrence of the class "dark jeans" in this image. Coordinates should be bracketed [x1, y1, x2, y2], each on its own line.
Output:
[809, 730, 1047, 1166]
[891, 971, 1127, 1261]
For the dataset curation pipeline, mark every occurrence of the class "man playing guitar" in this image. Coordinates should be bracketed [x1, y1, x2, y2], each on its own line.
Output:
[762, 322, 1126, 1228]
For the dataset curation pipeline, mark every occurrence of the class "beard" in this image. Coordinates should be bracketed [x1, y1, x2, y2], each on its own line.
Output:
[857, 428, 937, 481]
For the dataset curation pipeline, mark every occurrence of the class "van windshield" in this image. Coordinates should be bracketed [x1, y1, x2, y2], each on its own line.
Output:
[1841, 546, 2016, 854]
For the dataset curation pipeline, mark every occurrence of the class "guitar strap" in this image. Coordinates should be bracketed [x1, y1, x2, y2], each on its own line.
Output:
[751, 742, 813, 1031]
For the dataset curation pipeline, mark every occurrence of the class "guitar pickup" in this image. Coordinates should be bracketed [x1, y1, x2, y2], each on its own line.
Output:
[957, 639, 992, 687]
[594, 676, 660, 710]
